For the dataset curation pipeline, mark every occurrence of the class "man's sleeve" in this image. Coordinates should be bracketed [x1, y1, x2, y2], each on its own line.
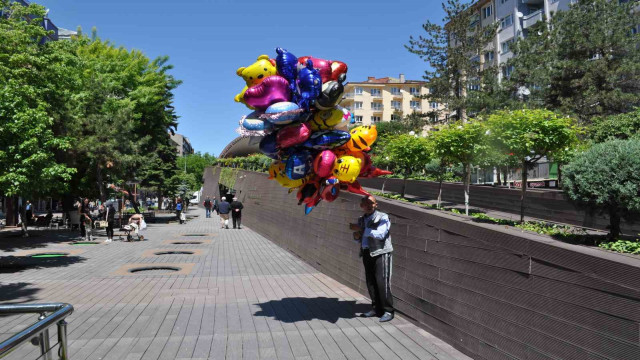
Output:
[363, 214, 390, 240]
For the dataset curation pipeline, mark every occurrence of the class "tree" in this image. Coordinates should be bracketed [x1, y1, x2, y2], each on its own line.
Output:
[589, 108, 640, 143]
[385, 134, 432, 197]
[406, 0, 500, 123]
[509, 0, 640, 121]
[487, 109, 579, 222]
[563, 139, 640, 240]
[0, 0, 76, 235]
[176, 152, 217, 193]
[431, 120, 487, 215]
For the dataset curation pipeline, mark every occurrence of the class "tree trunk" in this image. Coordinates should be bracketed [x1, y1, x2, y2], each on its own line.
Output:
[381, 179, 386, 194]
[496, 167, 502, 185]
[608, 207, 621, 241]
[401, 170, 408, 198]
[437, 178, 443, 209]
[520, 161, 528, 223]
[557, 164, 562, 188]
[20, 201, 29, 237]
[96, 165, 106, 203]
[464, 163, 471, 215]
[504, 168, 509, 188]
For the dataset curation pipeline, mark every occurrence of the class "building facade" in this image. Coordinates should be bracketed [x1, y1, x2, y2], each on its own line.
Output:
[341, 74, 447, 126]
[170, 133, 194, 157]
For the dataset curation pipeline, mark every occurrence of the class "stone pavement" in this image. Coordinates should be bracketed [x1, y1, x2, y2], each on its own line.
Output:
[0, 207, 471, 360]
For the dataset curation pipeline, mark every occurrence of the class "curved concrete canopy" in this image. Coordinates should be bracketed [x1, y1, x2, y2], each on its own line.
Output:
[219, 136, 263, 158]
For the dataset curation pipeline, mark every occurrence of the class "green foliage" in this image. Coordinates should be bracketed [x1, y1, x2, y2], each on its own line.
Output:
[384, 134, 432, 178]
[217, 154, 272, 173]
[406, 0, 501, 122]
[509, 0, 640, 121]
[431, 120, 487, 165]
[563, 139, 640, 239]
[219, 167, 239, 189]
[598, 239, 640, 255]
[174, 152, 217, 192]
[589, 108, 640, 143]
[0, 0, 76, 198]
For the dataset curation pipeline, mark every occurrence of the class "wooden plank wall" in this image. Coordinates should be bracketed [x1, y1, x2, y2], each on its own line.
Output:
[203, 167, 640, 360]
[359, 177, 640, 234]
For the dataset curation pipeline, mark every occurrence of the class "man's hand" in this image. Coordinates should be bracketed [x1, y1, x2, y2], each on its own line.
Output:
[353, 231, 363, 241]
[349, 223, 362, 231]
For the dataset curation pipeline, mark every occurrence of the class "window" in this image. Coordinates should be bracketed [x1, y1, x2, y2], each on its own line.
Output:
[354, 116, 363, 123]
[354, 102, 363, 110]
[370, 116, 381, 123]
[410, 101, 421, 110]
[633, 25, 639, 35]
[430, 102, 439, 109]
[355, 87, 363, 95]
[468, 83, 481, 91]
[391, 100, 402, 110]
[500, 15, 513, 30]
[391, 114, 401, 121]
[502, 65, 514, 78]
[409, 87, 420, 95]
[390, 87, 401, 95]
[500, 0, 510, 4]
[371, 102, 383, 111]
[484, 51, 495, 62]
[501, 38, 514, 54]
[482, 5, 492, 19]
[370, 88, 381, 97]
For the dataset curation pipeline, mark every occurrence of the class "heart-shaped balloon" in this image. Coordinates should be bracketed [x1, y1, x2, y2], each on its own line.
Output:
[277, 122, 311, 149]
[244, 75, 292, 110]
[313, 150, 337, 178]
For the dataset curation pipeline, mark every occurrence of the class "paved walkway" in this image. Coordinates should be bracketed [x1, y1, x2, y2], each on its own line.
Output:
[0, 207, 470, 360]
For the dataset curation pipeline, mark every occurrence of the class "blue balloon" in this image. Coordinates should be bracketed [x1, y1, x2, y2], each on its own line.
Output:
[285, 150, 312, 180]
[263, 101, 302, 125]
[302, 130, 351, 150]
[275, 48, 298, 101]
[259, 132, 278, 157]
[296, 59, 322, 110]
[242, 111, 270, 131]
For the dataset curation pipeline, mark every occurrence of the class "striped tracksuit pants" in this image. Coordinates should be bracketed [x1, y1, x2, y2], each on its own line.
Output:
[362, 249, 394, 315]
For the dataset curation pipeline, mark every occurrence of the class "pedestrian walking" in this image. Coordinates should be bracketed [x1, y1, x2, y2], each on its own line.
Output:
[230, 196, 244, 229]
[350, 195, 394, 322]
[102, 201, 116, 242]
[218, 197, 231, 229]
[203, 197, 213, 218]
[176, 198, 184, 224]
[212, 196, 219, 215]
[25, 200, 33, 225]
[79, 198, 91, 239]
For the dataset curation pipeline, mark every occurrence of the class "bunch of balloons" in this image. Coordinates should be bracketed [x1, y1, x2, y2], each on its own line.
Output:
[235, 48, 392, 214]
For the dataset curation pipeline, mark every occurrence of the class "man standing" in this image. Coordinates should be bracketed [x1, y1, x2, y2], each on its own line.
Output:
[218, 197, 231, 229]
[203, 197, 213, 218]
[25, 200, 33, 225]
[230, 197, 244, 229]
[350, 195, 394, 322]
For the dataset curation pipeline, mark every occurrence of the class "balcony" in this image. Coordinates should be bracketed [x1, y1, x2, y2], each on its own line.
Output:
[371, 106, 384, 112]
[522, 9, 543, 29]
[522, 0, 543, 4]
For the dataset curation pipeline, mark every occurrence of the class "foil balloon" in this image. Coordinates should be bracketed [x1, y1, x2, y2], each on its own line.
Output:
[298, 56, 332, 83]
[297, 177, 321, 205]
[320, 179, 340, 202]
[302, 130, 350, 150]
[244, 75, 291, 110]
[235, 55, 277, 106]
[332, 155, 362, 183]
[296, 59, 322, 110]
[346, 125, 378, 152]
[308, 108, 344, 131]
[330, 61, 348, 81]
[261, 101, 303, 125]
[313, 150, 337, 178]
[269, 161, 309, 188]
[241, 111, 269, 131]
[342, 180, 371, 196]
[276, 122, 311, 148]
[259, 132, 279, 158]
[315, 73, 346, 110]
[275, 48, 298, 101]
[361, 166, 393, 178]
[285, 150, 313, 180]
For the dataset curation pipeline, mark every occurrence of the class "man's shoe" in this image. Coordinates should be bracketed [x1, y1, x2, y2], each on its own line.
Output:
[362, 310, 378, 318]
[379, 312, 394, 322]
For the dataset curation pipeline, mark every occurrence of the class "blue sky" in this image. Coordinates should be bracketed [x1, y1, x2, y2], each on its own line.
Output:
[38, 0, 445, 156]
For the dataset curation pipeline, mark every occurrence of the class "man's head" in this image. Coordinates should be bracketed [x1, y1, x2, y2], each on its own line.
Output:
[233, 197, 237, 201]
[206, 197, 210, 200]
[221, 197, 226, 201]
[360, 195, 377, 215]
[83, 198, 89, 204]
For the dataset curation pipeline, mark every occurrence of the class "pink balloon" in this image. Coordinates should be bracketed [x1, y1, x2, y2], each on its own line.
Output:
[277, 122, 311, 148]
[313, 150, 337, 178]
[244, 75, 291, 110]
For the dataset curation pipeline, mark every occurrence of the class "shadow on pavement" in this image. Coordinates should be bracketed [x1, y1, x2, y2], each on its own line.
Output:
[254, 297, 371, 324]
[0, 230, 85, 253]
[0, 282, 40, 303]
[0, 255, 85, 274]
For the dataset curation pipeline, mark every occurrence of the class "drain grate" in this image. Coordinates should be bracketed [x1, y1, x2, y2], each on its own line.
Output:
[70, 242, 98, 245]
[154, 251, 194, 255]
[30, 253, 69, 258]
[171, 241, 203, 245]
[181, 234, 208, 237]
[128, 266, 180, 274]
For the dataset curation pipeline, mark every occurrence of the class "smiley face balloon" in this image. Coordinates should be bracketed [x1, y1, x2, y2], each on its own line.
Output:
[332, 155, 362, 183]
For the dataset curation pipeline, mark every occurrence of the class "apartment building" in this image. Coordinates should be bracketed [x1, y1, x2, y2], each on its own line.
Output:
[170, 133, 195, 157]
[341, 74, 446, 125]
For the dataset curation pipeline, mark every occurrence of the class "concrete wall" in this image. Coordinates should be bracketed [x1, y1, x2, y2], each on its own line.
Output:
[358, 177, 640, 234]
[203, 167, 640, 360]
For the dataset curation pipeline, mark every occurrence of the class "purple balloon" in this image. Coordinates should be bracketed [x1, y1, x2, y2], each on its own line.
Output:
[244, 75, 292, 111]
[296, 59, 322, 110]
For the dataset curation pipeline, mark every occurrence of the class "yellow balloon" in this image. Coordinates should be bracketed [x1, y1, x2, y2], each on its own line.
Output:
[308, 108, 344, 131]
[235, 55, 277, 105]
[268, 161, 309, 188]
[331, 155, 362, 183]
[346, 125, 378, 152]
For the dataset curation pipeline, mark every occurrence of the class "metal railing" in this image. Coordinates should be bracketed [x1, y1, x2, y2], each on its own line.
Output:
[0, 303, 73, 360]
